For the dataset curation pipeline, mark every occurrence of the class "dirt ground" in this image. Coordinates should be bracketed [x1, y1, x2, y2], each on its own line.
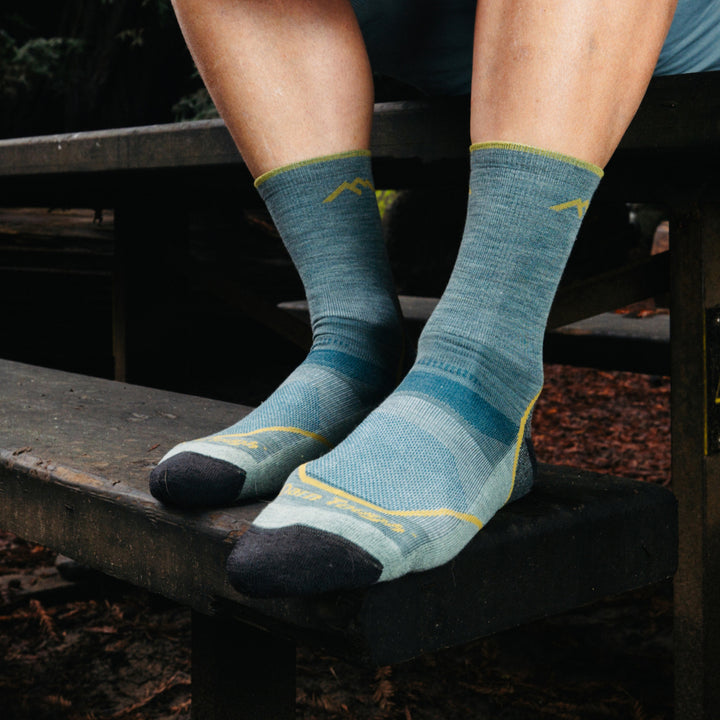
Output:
[0, 362, 673, 720]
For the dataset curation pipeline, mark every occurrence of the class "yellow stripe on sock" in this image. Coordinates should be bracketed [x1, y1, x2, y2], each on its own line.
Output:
[505, 388, 543, 504]
[254, 150, 372, 188]
[211, 427, 333, 447]
[297, 464, 484, 530]
[469, 142, 604, 178]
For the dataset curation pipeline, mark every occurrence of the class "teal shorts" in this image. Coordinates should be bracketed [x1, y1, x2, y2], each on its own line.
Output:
[351, 0, 720, 96]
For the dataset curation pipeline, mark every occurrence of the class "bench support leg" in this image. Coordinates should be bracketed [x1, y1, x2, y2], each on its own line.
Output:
[191, 611, 296, 720]
[671, 200, 720, 720]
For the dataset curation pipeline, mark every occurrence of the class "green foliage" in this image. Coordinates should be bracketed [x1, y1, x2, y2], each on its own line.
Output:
[376, 190, 399, 219]
[0, 0, 200, 138]
[173, 86, 219, 122]
[0, 34, 84, 98]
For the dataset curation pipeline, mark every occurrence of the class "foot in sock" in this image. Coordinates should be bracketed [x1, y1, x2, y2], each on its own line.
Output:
[150, 152, 403, 508]
[226, 143, 602, 595]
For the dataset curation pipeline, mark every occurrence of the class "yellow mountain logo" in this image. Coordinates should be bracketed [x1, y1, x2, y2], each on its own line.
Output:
[323, 177, 375, 203]
[550, 198, 590, 218]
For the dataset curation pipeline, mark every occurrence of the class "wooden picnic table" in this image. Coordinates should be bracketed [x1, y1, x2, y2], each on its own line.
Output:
[1, 70, 719, 718]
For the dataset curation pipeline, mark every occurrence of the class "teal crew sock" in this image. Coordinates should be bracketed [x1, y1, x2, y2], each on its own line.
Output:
[228, 142, 602, 596]
[150, 151, 404, 507]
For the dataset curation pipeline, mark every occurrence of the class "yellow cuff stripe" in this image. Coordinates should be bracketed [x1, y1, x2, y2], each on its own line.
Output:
[254, 150, 372, 188]
[470, 142, 604, 178]
[211, 426, 333, 447]
[298, 464, 484, 530]
[506, 388, 543, 504]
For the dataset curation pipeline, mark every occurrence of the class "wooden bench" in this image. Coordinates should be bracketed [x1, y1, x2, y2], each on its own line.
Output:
[0, 358, 677, 718]
[1, 70, 719, 718]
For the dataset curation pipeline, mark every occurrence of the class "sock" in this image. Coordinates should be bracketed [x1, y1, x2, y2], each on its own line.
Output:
[150, 151, 404, 507]
[227, 143, 602, 596]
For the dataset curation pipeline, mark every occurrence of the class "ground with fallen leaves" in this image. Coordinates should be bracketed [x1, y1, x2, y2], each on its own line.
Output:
[0, 362, 672, 720]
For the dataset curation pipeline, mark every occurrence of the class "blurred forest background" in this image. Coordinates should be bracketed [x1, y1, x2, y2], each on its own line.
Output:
[0, 0, 215, 140]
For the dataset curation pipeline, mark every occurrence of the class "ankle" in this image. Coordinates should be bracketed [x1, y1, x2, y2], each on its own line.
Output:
[312, 310, 404, 363]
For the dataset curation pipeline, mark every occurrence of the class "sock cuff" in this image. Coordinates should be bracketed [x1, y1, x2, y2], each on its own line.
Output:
[470, 141, 604, 178]
[254, 150, 372, 188]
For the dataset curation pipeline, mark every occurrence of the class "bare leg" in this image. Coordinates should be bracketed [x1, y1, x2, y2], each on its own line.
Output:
[471, 0, 677, 167]
[171, 0, 374, 177]
[151, 1, 402, 508]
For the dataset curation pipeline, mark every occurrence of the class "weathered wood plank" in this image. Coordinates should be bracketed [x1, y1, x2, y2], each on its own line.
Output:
[0, 120, 237, 177]
[0, 359, 678, 664]
[0, 358, 249, 485]
[548, 251, 670, 329]
[545, 312, 670, 375]
[0, 71, 717, 182]
[622, 71, 720, 152]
